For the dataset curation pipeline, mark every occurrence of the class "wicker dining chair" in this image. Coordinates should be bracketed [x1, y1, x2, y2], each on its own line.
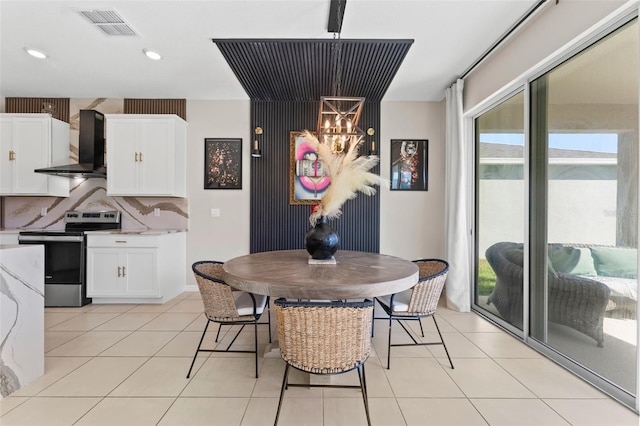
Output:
[374, 258, 453, 370]
[187, 260, 271, 379]
[273, 298, 374, 426]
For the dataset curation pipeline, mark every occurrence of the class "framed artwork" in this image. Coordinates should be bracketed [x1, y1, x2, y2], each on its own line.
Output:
[390, 139, 428, 191]
[289, 131, 330, 204]
[204, 138, 242, 189]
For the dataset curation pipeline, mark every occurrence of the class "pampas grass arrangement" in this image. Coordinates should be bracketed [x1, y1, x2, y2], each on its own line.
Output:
[300, 130, 389, 227]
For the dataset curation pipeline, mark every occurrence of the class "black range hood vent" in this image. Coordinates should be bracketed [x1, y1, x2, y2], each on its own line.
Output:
[35, 109, 106, 179]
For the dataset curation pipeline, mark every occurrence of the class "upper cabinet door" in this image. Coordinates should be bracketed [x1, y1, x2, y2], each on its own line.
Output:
[0, 115, 14, 194]
[0, 114, 70, 197]
[106, 114, 187, 197]
[139, 119, 173, 195]
[106, 119, 140, 196]
[13, 116, 50, 194]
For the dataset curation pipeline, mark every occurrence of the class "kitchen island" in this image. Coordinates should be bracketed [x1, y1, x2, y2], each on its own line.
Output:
[0, 244, 44, 398]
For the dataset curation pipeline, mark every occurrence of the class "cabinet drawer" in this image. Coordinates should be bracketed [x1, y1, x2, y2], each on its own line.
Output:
[87, 234, 160, 248]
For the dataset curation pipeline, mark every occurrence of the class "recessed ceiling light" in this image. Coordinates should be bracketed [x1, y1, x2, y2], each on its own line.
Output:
[143, 49, 162, 60]
[25, 48, 48, 59]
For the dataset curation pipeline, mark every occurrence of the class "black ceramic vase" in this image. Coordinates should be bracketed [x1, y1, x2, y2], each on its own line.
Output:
[305, 216, 339, 260]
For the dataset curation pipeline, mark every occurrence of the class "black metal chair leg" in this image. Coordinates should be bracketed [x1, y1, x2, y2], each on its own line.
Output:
[214, 323, 223, 342]
[186, 320, 210, 378]
[254, 320, 259, 378]
[433, 316, 454, 369]
[387, 316, 393, 369]
[371, 301, 376, 337]
[357, 364, 371, 426]
[274, 364, 290, 426]
[267, 301, 273, 343]
[418, 317, 425, 337]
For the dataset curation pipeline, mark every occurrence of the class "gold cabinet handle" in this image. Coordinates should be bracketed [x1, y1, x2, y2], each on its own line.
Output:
[118, 266, 122, 277]
[9, 150, 15, 161]
[135, 152, 139, 162]
[122, 266, 126, 277]
[139, 152, 143, 162]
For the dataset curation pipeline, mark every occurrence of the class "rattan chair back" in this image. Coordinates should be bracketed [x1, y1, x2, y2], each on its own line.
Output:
[274, 298, 374, 374]
[403, 259, 449, 316]
[193, 260, 249, 322]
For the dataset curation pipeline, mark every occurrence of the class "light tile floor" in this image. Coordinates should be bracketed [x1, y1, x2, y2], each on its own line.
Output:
[1, 292, 639, 426]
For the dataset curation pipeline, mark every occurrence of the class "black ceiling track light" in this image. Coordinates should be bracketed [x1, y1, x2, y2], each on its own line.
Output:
[327, 0, 347, 33]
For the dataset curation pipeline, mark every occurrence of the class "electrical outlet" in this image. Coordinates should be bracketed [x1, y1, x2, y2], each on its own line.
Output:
[210, 208, 220, 218]
[154, 208, 160, 217]
[41, 207, 47, 216]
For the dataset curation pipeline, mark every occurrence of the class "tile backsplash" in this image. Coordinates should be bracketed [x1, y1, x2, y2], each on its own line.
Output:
[3, 179, 188, 230]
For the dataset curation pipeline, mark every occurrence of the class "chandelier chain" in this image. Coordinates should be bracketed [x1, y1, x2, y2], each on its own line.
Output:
[331, 0, 343, 98]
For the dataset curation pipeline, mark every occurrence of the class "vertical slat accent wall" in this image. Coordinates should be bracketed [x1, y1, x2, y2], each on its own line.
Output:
[250, 101, 381, 253]
[124, 99, 187, 120]
[5, 97, 70, 122]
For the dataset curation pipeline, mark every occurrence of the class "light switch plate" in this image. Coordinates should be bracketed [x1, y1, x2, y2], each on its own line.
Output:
[154, 208, 160, 217]
[210, 208, 220, 218]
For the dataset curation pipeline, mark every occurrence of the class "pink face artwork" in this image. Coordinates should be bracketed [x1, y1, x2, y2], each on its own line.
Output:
[296, 140, 330, 193]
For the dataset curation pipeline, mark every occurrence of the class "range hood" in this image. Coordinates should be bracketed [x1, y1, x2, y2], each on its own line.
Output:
[35, 109, 106, 179]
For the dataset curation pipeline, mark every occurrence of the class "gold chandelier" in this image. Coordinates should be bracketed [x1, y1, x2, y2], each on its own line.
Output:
[317, 96, 364, 153]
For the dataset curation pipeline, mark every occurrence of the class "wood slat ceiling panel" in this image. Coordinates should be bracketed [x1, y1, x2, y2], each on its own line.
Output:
[214, 39, 413, 102]
[5, 97, 70, 122]
[124, 99, 187, 120]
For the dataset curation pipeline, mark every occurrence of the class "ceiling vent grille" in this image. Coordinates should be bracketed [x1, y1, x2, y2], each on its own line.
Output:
[76, 9, 138, 36]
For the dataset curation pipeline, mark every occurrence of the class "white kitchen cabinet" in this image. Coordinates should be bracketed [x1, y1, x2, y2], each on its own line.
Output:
[105, 114, 187, 197]
[0, 114, 70, 196]
[86, 232, 186, 303]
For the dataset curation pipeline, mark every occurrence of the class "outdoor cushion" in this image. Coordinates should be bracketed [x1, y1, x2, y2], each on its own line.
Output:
[548, 246, 597, 276]
[590, 247, 637, 279]
[587, 276, 638, 303]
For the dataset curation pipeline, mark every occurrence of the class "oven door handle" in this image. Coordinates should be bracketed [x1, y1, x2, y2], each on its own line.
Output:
[18, 235, 84, 242]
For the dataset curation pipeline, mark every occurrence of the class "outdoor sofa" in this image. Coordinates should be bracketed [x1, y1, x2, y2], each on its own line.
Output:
[485, 241, 637, 347]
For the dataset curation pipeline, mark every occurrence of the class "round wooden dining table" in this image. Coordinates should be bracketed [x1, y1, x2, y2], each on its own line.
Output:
[222, 249, 419, 300]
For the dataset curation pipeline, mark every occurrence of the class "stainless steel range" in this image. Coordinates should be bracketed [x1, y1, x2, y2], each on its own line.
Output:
[18, 210, 121, 307]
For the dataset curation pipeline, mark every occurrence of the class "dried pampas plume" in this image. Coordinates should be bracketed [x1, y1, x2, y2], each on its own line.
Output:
[301, 130, 389, 227]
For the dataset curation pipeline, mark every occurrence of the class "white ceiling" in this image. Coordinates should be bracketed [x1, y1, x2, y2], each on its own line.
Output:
[0, 0, 540, 102]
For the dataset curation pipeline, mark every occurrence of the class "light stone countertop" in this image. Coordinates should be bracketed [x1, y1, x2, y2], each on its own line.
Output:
[0, 243, 44, 397]
[0, 229, 186, 235]
[84, 229, 187, 236]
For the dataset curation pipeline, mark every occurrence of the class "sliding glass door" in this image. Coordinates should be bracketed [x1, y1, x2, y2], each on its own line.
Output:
[475, 17, 638, 403]
[529, 19, 638, 395]
[475, 91, 525, 331]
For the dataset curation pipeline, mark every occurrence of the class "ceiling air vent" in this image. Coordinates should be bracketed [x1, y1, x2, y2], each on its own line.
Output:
[76, 9, 138, 36]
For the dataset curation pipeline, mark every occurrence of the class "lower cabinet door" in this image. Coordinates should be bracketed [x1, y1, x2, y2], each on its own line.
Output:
[87, 249, 125, 296]
[124, 249, 159, 297]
